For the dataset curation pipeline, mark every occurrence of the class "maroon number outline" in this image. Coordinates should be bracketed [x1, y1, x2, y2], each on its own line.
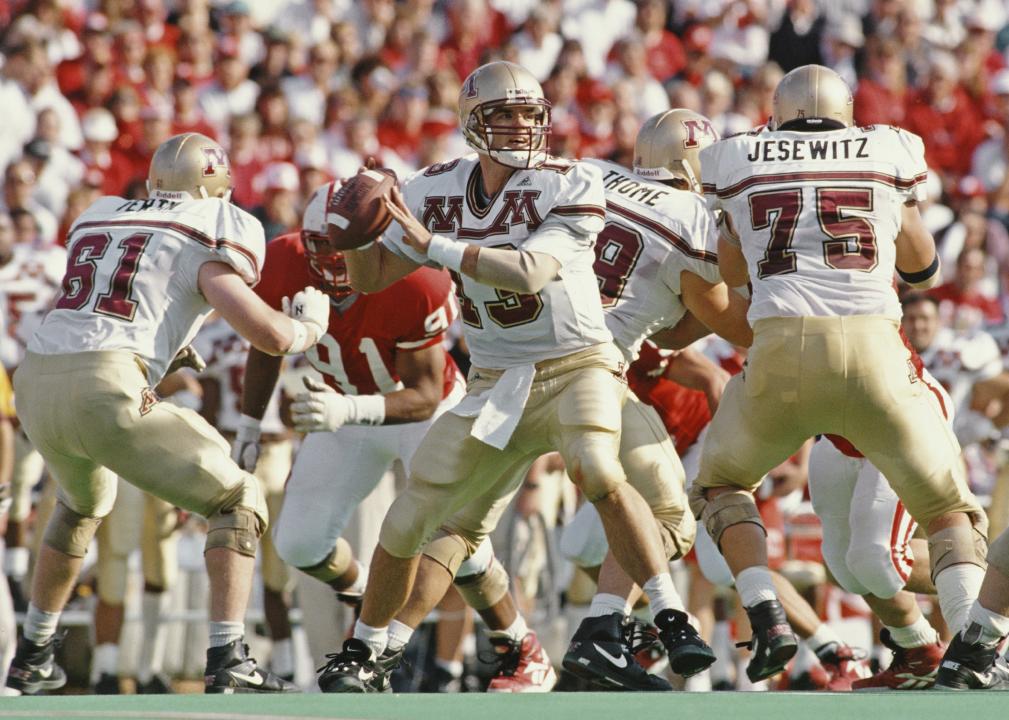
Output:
[594, 221, 644, 308]
[752, 188, 802, 279]
[55, 231, 151, 319]
[817, 187, 878, 271]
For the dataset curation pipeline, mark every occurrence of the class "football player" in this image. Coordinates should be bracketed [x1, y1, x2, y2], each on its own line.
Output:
[693, 64, 987, 683]
[233, 178, 465, 633]
[316, 61, 689, 693]
[6, 132, 323, 695]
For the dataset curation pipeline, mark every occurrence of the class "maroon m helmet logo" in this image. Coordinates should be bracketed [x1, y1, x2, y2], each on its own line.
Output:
[202, 147, 230, 177]
[682, 119, 717, 149]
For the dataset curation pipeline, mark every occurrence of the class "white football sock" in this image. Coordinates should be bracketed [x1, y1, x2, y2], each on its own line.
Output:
[487, 614, 529, 642]
[935, 563, 985, 635]
[24, 603, 60, 645]
[386, 619, 415, 652]
[353, 620, 389, 657]
[886, 614, 940, 649]
[209, 621, 244, 648]
[734, 566, 777, 608]
[643, 573, 685, 616]
[804, 623, 840, 655]
[967, 600, 1009, 645]
[588, 593, 632, 618]
[90, 642, 118, 684]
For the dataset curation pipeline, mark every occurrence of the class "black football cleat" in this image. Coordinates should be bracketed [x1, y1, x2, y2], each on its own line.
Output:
[654, 609, 717, 678]
[204, 640, 300, 694]
[562, 613, 672, 691]
[934, 623, 1009, 690]
[5, 633, 67, 695]
[317, 638, 404, 693]
[738, 599, 798, 683]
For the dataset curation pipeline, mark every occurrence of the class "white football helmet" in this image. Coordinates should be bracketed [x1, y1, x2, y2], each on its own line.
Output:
[771, 64, 853, 131]
[459, 61, 551, 169]
[301, 181, 352, 299]
[147, 132, 232, 201]
[633, 109, 720, 193]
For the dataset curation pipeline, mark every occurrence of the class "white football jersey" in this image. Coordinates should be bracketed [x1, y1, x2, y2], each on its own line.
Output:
[381, 154, 612, 369]
[30, 196, 265, 384]
[702, 125, 928, 323]
[919, 326, 1002, 445]
[0, 243, 66, 370]
[585, 159, 722, 363]
[192, 316, 285, 434]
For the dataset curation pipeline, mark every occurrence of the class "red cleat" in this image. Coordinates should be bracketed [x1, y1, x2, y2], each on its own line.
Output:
[486, 631, 558, 693]
[852, 630, 944, 690]
[817, 643, 872, 691]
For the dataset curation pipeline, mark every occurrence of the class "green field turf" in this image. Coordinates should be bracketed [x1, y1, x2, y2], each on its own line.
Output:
[0, 691, 1004, 720]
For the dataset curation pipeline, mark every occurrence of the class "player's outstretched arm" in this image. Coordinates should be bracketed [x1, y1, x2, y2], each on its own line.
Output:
[681, 271, 754, 348]
[230, 347, 284, 472]
[384, 342, 447, 424]
[198, 261, 329, 356]
[650, 310, 713, 350]
[895, 202, 941, 289]
[664, 347, 731, 413]
[717, 230, 749, 288]
[384, 184, 561, 294]
[345, 241, 419, 294]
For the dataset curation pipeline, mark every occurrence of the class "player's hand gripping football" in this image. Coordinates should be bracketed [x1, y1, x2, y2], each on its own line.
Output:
[291, 377, 352, 433]
[383, 185, 432, 254]
[282, 286, 330, 345]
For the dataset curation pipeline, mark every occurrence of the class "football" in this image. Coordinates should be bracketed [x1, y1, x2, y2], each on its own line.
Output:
[325, 168, 398, 250]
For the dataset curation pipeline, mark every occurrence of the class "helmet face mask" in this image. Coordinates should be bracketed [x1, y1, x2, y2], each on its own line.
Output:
[147, 132, 233, 201]
[770, 64, 853, 131]
[460, 62, 552, 169]
[301, 181, 352, 299]
[633, 108, 720, 193]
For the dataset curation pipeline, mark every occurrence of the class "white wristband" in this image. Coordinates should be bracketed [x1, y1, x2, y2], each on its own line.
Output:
[235, 414, 262, 442]
[346, 394, 386, 425]
[427, 234, 466, 272]
[284, 318, 320, 355]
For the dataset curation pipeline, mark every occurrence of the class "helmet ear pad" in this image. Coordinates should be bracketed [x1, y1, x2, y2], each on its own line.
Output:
[147, 133, 232, 200]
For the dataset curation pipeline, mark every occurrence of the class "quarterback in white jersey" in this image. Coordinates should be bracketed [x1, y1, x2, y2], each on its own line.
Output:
[7, 133, 328, 696]
[319, 61, 685, 694]
[691, 65, 985, 685]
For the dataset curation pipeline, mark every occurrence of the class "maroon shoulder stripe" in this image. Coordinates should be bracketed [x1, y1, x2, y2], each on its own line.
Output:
[605, 201, 718, 264]
[550, 204, 606, 218]
[715, 170, 923, 199]
[73, 218, 260, 284]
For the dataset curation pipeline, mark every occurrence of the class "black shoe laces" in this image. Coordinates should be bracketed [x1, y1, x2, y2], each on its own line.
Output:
[623, 619, 663, 656]
[317, 645, 370, 675]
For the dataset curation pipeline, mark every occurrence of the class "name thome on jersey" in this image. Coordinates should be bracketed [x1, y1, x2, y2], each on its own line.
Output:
[382, 154, 611, 370]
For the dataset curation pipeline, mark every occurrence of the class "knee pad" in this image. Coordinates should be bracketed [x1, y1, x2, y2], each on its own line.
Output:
[988, 528, 1009, 578]
[687, 485, 764, 549]
[456, 537, 494, 578]
[420, 530, 475, 575]
[43, 500, 103, 558]
[928, 524, 989, 581]
[297, 538, 353, 584]
[558, 502, 608, 569]
[845, 543, 906, 599]
[205, 507, 264, 558]
[567, 434, 624, 502]
[454, 556, 510, 610]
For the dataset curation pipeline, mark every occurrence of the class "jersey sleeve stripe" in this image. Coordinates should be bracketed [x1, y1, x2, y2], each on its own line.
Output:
[549, 204, 606, 218]
[396, 336, 441, 350]
[72, 218, 260, 284]
[605, 201, 719, 265]
[716, 170, 921, 199]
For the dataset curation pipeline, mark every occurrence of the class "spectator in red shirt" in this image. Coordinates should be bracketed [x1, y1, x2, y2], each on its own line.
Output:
[930, 246, 1004, 324]
[77, 107, 134, 197]
[634, 0, 685, 82]
[903, 51, 987, 183]
[257, 85, 296, 162]
[170, 77, 218, 139]
[227, 113, 268, 210]
[854, 36, 907, 127]
[56, 14, 113, 97]
[136, 0, 181, 52]
[377, 83, 429, 166]
[111, 20, 148, 92]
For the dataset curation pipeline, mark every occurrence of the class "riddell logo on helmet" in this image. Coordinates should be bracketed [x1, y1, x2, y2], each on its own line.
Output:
[681, 118, 717, 148]
[465, 74, 479, 98]
[202, 147, 230, 177]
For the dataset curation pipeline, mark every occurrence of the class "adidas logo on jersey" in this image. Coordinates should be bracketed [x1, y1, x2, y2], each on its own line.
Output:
[517, 176, 533, 187]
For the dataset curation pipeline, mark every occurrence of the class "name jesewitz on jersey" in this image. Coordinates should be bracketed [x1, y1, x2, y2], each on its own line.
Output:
[701, 125, 928, 323]
[382, 154, 612, 370]
[30, 196, 264, 384]
[585, 158, 722, 363]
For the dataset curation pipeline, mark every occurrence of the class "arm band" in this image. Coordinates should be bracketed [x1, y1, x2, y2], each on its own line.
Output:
[284, 318, 314, 355]
[345, 394, 386, 425]
[897, 255, 940, 287]
[427, 235, 466, 272]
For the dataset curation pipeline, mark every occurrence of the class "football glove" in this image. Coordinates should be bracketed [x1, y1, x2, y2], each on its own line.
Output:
[282, 286, 329, 348]
[292, 378, 352, 433]
[231, 414, 262, 471]
[167, 345, 206, 375]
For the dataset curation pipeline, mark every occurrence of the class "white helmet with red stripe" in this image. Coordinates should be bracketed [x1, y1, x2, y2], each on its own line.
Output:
[302, 181, 353, 299]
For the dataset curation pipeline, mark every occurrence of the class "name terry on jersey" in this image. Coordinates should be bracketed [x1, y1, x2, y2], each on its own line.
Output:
[746, 137, 870, 163]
